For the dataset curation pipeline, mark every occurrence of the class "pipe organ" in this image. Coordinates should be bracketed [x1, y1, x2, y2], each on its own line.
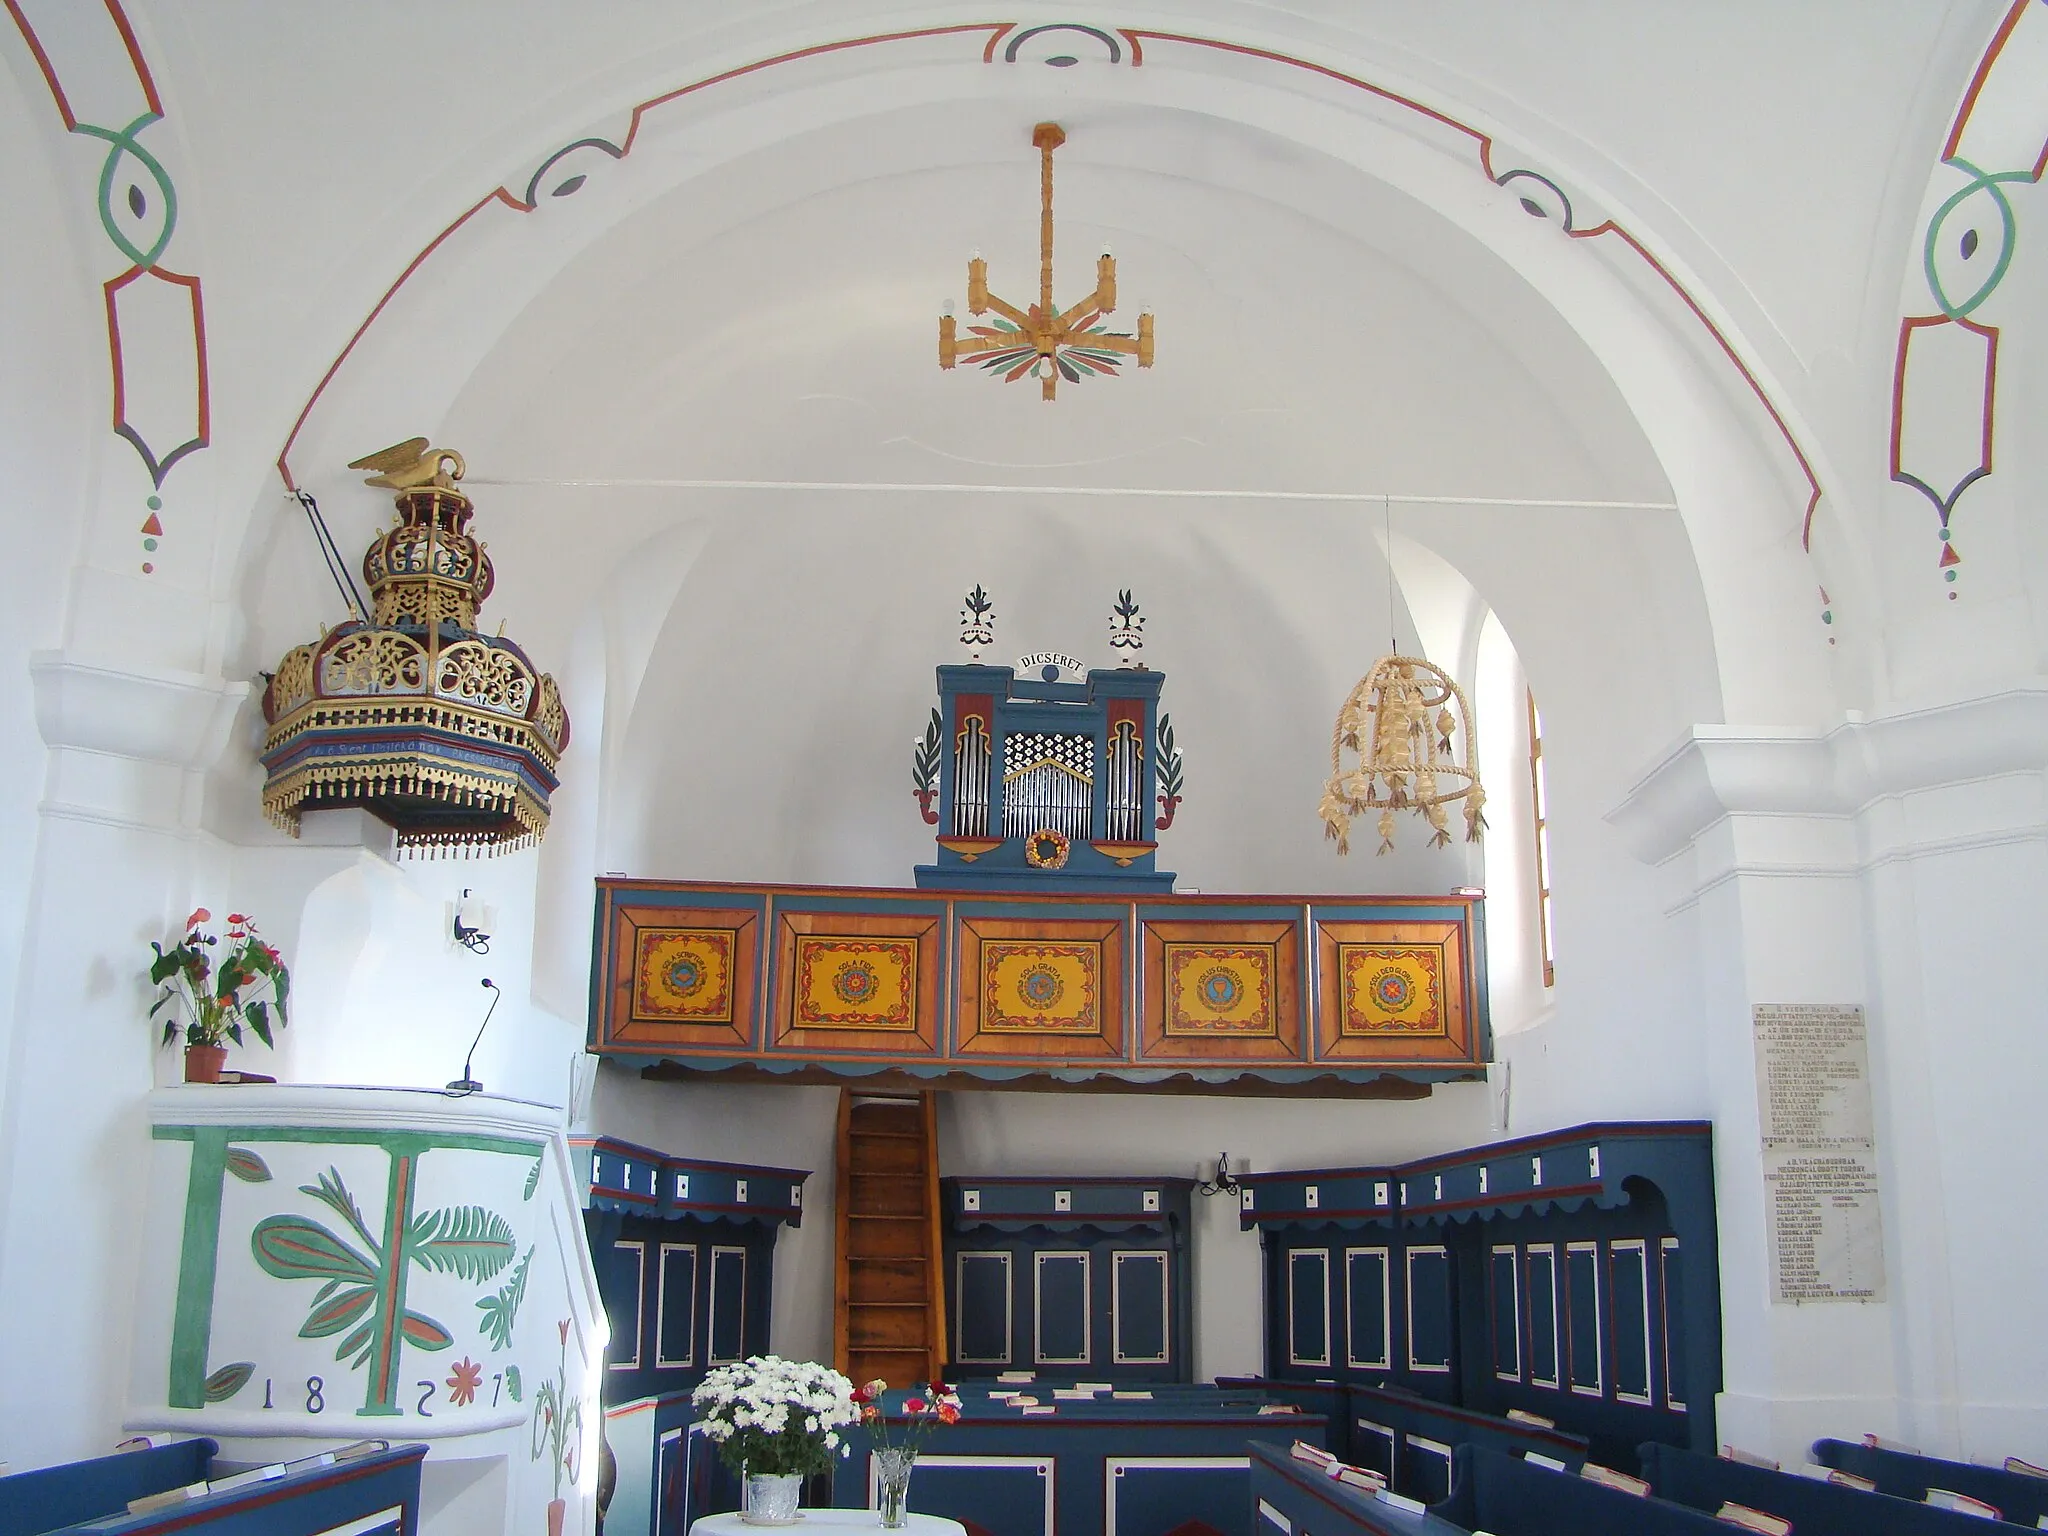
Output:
[917, 659, 1175, 893]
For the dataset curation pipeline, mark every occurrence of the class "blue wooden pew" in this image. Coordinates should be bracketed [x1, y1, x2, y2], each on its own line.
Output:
[0, 1441, 216, 1536]
[1813, 1439, 2048, 1526]
[1214, 1378, 1353, 1456]
[1640, 1441, 2013, 1534]
[2, 1441, 425, 1536]
[1347, 1385, 1588, 1503]
[1245, 1440, 1461, 1536]
[1428, 1444, 1731, 1534]
[831, 1397, 1326, 1536]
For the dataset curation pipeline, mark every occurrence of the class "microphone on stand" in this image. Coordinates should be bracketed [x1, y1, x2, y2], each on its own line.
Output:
[447, 978, 499, 1095]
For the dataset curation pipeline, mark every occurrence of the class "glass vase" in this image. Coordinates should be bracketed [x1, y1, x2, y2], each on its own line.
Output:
[745, 1472, 804, 1524]
[875, 1446, 916, 1528]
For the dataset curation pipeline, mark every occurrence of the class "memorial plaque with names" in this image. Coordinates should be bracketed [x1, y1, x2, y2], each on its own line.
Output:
[1752, 1003, 1886, 1303]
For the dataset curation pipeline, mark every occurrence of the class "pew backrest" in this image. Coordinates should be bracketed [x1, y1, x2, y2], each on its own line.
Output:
[1642, 1441, 2013, 1534]
[43, 1443, 426, 1536]
[1246, 1440, 1460, 1536]
[1814, 1438, 2048, 1527]
[0, 1440, 216, 1536]
[1430, 1445, 1732, 1536]
[1349, 1384, 1588, 1501]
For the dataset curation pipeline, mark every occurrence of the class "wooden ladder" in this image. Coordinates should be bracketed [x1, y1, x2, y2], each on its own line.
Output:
[834, 1089, 947, 1389]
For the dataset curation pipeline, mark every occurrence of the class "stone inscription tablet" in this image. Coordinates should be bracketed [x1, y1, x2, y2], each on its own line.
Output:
[1752, 1003, 1886, 1303]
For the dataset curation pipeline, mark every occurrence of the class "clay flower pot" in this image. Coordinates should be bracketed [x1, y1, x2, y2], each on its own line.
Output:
[184, 1044, 227, 1083]
[546, 1498, 566, 1536]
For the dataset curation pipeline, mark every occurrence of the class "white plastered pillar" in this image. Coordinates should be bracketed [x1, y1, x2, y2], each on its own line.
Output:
[1609, 690, 2048, 1465]
[1611, 730, 1892, 1465]
[0, 656, 245, 1468]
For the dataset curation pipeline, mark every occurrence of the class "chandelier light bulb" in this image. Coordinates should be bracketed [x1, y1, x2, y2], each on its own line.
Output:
[942, 298, 955, 317]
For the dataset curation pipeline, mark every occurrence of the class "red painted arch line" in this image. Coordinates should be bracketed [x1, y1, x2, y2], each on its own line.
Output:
[274, 20, 1826, 544]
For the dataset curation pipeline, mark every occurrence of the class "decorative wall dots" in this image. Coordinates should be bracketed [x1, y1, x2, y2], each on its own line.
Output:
[6, 0, 212, 574]
[1819, 587, 1835, 643]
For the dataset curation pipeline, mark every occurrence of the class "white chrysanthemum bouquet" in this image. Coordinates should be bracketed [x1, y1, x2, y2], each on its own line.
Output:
[691, 1355, 861, 1477]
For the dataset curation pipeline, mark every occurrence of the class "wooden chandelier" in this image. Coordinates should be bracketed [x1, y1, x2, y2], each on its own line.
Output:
[937, 122, 1154, 401]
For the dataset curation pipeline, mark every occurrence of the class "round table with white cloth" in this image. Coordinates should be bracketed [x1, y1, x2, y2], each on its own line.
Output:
[690, 1513, 965, 1536]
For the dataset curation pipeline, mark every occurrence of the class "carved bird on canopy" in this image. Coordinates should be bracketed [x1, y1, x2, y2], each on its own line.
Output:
[348, 438, 466, 491]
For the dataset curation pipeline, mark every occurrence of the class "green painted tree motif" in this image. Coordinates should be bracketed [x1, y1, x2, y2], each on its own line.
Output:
[476, 1245, 534, 1351]
[252, 1166, 515, 1414]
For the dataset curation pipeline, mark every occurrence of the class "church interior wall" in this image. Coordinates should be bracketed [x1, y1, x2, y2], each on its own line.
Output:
[5, 0, 2048, 1493]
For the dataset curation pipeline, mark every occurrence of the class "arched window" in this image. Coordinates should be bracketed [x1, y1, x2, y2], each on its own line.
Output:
[1527, 689, 1555, 989]
[1476, 611, 1554, 1033]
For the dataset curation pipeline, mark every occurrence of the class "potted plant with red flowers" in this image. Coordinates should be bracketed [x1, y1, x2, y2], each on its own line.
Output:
[149, 907, 291, 1082]
[853, 1378, 961, 1528]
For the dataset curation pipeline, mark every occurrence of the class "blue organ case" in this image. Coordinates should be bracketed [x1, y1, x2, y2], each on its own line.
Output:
[916, 663, 1176, 893]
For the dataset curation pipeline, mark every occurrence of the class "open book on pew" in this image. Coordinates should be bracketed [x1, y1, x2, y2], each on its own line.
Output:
[1719, 1445, 1780, 1470]
[1579, 1463, 1651, 1496]
[1714, 1504, 1792, 1534]
[1925, 1487, 2002, 1519]
[1794, 1462, 1876, 1490]
[1287, 1440, 1385, 1494]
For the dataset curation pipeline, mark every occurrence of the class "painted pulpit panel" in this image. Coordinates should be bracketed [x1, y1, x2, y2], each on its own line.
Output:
[131, 1086, 605, 1536]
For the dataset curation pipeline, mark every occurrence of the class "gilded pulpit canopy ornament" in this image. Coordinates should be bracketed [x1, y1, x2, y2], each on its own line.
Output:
[258, 443, 570, 856]
[937, 122, 1155, 401]
[1319, 656, 1485, 855]
[348, 436, 466, 491]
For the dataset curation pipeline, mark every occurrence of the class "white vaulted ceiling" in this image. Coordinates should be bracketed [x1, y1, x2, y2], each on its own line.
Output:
[184, 0, 2005, 891]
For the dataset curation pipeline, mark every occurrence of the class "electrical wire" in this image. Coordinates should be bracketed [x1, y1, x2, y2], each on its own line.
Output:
[294, 490, 369, 622]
